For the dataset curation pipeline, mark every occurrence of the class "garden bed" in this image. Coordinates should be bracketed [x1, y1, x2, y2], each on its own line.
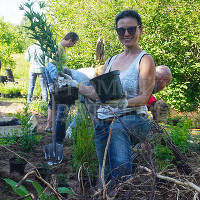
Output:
[0, 100, 200, 200]
[0, 113, 80, 199]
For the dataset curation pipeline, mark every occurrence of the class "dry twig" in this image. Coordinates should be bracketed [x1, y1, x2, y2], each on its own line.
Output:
[16, 169, 63, 200]
[139, 166, 200, 193]
[0, 145, 36, 168]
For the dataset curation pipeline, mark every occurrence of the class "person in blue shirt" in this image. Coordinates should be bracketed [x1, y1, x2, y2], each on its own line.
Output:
[45, 32, 79, 132]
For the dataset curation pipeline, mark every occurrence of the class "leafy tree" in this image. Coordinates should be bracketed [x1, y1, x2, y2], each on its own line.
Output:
[138, 0, 200, 112]
[0, 18, 29, 70]
[46, 0, 199, 111]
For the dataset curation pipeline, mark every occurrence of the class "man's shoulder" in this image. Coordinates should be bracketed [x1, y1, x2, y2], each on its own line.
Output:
[28, 44, 41, 50]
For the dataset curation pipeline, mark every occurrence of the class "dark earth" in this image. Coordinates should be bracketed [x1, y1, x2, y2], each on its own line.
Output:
[0, 100, 200, 200]
[0, 100, 81, 200]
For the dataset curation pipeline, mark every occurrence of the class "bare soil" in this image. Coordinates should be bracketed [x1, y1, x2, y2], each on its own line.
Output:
[0, 100, 80, 199]
[0, 100, 200, 200]
[0, 101, 25, 116]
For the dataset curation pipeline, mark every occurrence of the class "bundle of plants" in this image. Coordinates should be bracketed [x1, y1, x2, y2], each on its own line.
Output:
[20, 1, 78, 105]
[19, 1, 62, 71]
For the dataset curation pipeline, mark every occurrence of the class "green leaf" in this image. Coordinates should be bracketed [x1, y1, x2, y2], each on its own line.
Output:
[49, 194, 55, 200]
[4, 178, 31, 199]
[26, 179, 47, 200]
[57, 187, 73, 195]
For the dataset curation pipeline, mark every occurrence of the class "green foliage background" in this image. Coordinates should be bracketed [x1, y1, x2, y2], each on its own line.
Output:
[46, 0, 200, 112]
[0, 0, 199, 111]
[0, 18, 30, 70]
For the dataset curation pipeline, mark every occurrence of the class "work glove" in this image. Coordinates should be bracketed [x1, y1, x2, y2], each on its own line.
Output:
[56, 73, 79, 89]
[103, 92, 128, 109]
[150, 100, 170, 122]
[48, 83, 55, 93]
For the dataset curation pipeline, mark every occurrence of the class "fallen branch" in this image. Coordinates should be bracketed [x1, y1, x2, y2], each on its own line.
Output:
[16, 169, 63, 200]
[193, 192, 199, 200]
[139, 166, 200, 193]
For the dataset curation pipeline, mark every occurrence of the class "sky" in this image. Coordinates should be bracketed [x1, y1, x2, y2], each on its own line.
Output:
[0, 0, 26, 25]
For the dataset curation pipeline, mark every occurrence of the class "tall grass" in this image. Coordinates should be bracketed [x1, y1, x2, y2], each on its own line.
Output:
[0, 53, 44, 108]
[12, 53, 42, 98]
[72, 103, 98, 176]
[12, 53, 29, 82]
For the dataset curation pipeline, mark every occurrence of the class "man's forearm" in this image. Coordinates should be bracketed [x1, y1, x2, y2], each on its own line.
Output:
[127, 94, 151, 107]
[78, 84, 98, 101]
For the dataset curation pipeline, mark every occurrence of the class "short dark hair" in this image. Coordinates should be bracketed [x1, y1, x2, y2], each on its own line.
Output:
[63, 32, 79, 43]
[115, 10, 142, 27]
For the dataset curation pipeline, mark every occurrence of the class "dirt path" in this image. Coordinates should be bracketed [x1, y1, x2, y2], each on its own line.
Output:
[0, 101, 25, 116]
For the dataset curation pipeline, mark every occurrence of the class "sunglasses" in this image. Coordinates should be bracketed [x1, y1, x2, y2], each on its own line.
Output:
[116, 26, 140, 36]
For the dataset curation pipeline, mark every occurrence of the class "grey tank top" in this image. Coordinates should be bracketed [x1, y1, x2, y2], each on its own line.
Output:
[97, 50, 148, 119]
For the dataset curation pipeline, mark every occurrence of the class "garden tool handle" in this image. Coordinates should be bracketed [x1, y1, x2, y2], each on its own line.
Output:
[52, 93, 56, 152]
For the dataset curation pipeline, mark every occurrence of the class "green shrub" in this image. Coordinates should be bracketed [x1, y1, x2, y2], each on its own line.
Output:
[0, 19, 29, 70]
[153, 144, 175, 169]
[10, 105, 41, 152]
[169, 121, 191, 154]
[153, 116, 192, 169]
[0, 130, 19, 145]
[29, 99, 48, 117]
[0, 82, 21, 96]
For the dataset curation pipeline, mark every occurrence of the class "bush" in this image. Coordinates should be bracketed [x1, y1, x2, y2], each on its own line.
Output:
[153, 115, 192, 169]
[29, 100, 48, 117]
[0, 19, 29, 70]
[0, 82, 22, 96]
[168, 121, 191, 154]
[11, 105, 41, 152]
[153, 144, 174, 169]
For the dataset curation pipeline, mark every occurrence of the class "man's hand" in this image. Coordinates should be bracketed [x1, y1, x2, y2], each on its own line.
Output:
[103, 92, 128, 109]
[56, 73, 79, 88]
[151, 100, 170, 122]
[48, 83, 55, 93]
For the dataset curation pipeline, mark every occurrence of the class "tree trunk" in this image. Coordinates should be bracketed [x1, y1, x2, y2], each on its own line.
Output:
[5, 68, 14, 82]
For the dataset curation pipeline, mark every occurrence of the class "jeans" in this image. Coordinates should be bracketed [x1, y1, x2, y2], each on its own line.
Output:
[55, 69, 90, 143]
[56, 104, 69, 143]
[94, 114, 150, 186]
[45, 63, 57, 84]
[27, 72, 48, 103]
